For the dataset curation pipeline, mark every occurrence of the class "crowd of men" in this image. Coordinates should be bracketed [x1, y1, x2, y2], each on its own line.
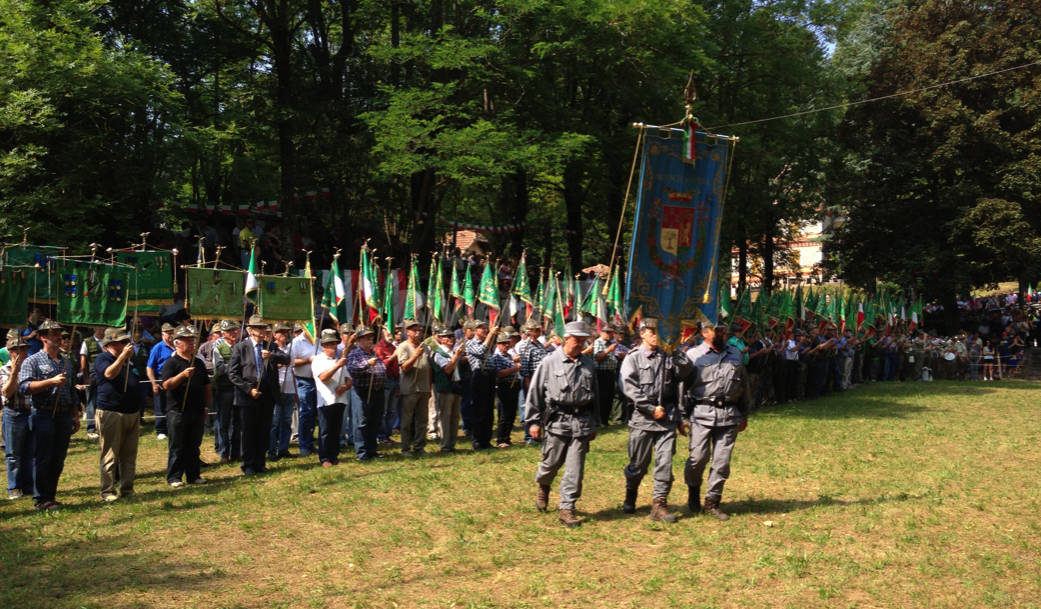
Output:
[2, 290, 1035, 525]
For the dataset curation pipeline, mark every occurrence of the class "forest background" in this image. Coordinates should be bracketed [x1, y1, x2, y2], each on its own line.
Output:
[1, 0, 1039, 317]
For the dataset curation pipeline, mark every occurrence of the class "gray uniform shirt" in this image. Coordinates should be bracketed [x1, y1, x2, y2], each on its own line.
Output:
[684, 342, 749, 427]
[619, 347, 692, 432]
[523, 348, 599, 438]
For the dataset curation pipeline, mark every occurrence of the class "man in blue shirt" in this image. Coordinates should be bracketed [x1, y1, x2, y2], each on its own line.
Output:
[146, 323, 177, 439]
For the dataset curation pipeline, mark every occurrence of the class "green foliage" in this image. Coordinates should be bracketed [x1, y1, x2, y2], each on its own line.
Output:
[828, 0, 1041, 305]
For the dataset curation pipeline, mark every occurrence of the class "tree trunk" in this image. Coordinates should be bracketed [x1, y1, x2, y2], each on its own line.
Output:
[563, 162, 585, 269]
[737, 232, 747, 292]
[762, 231, 774, 296]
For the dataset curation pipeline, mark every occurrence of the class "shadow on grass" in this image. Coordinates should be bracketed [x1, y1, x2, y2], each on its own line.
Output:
[584, 491, 923, 522]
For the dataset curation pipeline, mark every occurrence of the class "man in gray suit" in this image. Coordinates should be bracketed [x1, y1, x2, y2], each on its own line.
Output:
[618, 318, 693, 522]
[683, 321, 750, 521]
[228, 315, 289, 475]
[524, 321, 599, 528]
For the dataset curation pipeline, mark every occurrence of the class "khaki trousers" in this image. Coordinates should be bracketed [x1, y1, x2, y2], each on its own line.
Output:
[97, 409, 140, 497]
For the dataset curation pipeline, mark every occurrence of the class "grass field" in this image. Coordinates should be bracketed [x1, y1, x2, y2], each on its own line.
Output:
[2, 380, 1041, 609]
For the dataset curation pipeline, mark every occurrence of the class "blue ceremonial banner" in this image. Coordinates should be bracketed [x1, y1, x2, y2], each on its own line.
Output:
[625, 127, 736, 347]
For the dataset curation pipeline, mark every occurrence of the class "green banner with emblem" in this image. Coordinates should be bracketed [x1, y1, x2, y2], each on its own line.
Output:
[0, 267, 33, 326]
[55, 259, 131, 328]
[114, 250, 175, 313]
[1, 244, 66, 303]
[186, 267, 244, 319]
[257, 274, 313, 321]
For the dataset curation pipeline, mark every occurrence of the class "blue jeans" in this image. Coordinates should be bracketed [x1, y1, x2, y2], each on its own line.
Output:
[352, 386, 384, 459]
[381, 377, 401, 440]
[295, 378, 317, 455]
[340, 389, 358, 448]
[3, 407, 33, 494]
[153, 389, 168, 435]
[30, 408, 74, 505]
[269, 393, 295, 457]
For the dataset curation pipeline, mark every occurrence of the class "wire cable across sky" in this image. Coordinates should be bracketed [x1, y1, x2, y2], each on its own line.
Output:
[705, 60, 1041, 130]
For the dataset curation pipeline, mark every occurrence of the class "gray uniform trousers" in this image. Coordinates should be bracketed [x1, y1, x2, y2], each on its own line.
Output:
[535, 429, 590, 510]
[684, 421, 738, 501]
[623, 427, 676, 499]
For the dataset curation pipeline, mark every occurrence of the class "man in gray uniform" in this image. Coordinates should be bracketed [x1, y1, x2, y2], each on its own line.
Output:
[618, 318, 693, 522]
[683, 321, 749, 521]
[524, 321, 599, 528]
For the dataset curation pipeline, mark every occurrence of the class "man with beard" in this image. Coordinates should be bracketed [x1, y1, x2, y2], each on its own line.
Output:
[683, 321, 750, 521]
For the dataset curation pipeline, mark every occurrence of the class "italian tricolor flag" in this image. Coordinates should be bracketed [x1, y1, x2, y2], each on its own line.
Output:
[682, 117, 700, 162]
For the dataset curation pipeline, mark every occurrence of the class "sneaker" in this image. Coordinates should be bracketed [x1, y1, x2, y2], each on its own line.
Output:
[321, 461, 333, 467]
[102, 494, 119, 503]
[8, 489, 23, 500]
[86, 432, 100, 440]
[157, 433, 168, 440]
[168, 481, 185, 488]
[189, 478, 207, 485]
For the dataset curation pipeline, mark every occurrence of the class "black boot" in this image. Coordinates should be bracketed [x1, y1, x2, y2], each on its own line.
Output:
[703, 497, 730, 521]
[622, 487, 638, 514]
[687, 485, 701, 513]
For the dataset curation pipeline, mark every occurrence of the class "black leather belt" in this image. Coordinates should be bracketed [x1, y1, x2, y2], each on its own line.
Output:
[697, 397, 728, 408]
[555, 403, 593, 415]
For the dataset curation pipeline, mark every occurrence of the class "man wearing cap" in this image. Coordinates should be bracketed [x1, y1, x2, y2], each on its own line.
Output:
[464, 319, 501, 450]
[618, 318, 693, 522]
[269, 323, 296, 460]
[146, 323, 177, 440]
[394, 319, 430, 456]
[162, 326, 211, 486]
[591, 324, 622, 426]
[228, 315, 289, 475]
[492, 331, 522, 447]
[523, 321, 599, 528]
[457, 320, 476, 435]
[430, 326, 465, 452]
[2, 331, 32, 500]
[345, 326, 385, 461]
[17, 320, 81, 510]
[311, 329, 352, 465]
[682, 322, 750, 521]
[289, 322, 319, 456]
[211, 319, 243, 462]
[336, 323, 357, 451]
[373, 325, 401, 445]
[94, 327, 141, 500]
[519, 320, 549, 444]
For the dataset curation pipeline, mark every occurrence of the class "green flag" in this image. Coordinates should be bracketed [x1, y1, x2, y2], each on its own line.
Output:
[404, 258, 421, 320]
[258, 274, 312, 321]
[580, 275, 601, 317]
[2, 244, 65, 303]
[431, 256, 444, 323]
[114, 250, 175, 313]
[733, 288, 753, 331]
[552, 275, 566, 337]
[478, 261, 500, 321]
[187, 268, 245, 318]
[449, 260, 463, 312]
[56, 259, 130, 327]
[513, 253, 533, 305]
[542, 271, 557, 321]
[608, 266, 623, 323]
[533, 268, 545, 315]
[244, 246, 259, 304]
[383, 261, 396, 332]
[0, 266, 32, 326]
[462, 262, 475, 314]
[302, 259, 317, 343]
[321, 255, 345, 323]
[360, 248, 381, 324]
[718, 279, 731, 319]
